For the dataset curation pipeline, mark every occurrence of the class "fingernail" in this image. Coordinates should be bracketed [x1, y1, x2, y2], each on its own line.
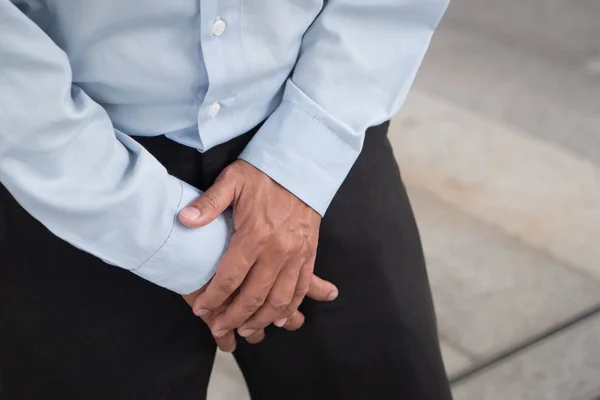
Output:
[238, 329, 256, 337]
[274, 318, 287, 327]
[213, 330, 229, 338]
[180, 207, 201, 220]
[327, 289, 339, 301]
[194, 308, 209, 317]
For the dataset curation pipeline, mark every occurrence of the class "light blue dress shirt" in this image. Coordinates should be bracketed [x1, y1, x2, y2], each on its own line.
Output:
[0, 0, 449, 294]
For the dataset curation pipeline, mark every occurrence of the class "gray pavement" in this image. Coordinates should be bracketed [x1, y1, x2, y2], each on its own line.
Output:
[207, 1, 600, 398]
[452, 315, 600, 400]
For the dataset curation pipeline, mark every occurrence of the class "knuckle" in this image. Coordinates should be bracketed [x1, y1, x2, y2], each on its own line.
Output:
[222, 164, 241, 181]
[226, 315, 247, 328]
[254, 234, 271, 250]
[240, 223, 271, 248]
[267, 296, 292, 311]
[203, 191, 222, 212]
[294, 284, 310, 299]
[274, 234, 298, 255]
[216, 275, 239, 294]
[256, 224, 275, 244]
[243, 294, 266, 312]
[305, 245, 317, 257]
[301, 244, 316, 259]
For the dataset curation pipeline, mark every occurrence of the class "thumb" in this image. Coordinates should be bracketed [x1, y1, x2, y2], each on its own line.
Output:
[306, 275, 339, 302]
[178, 177, 236, 228]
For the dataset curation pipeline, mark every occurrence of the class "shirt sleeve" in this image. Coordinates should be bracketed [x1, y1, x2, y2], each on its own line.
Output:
[239, 0, 450, 215]
[0, 0, 232, 295]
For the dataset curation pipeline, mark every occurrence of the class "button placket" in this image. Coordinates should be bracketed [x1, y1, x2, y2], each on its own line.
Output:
[196, 3, 242, 146]
[205, 18, 226, 117]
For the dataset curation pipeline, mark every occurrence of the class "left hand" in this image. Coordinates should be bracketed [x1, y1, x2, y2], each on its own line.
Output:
[179, 160, 337, 339]
[182, 273, 336, 352]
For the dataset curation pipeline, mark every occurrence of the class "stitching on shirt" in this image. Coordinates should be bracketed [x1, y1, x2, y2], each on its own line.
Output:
[282, 99, 361, 152]
[132, 180, 184, 272]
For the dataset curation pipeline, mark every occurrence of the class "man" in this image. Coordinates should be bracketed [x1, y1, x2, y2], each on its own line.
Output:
[0, 0, 452, 399]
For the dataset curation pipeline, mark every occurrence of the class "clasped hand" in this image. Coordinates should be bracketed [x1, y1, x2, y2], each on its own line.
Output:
[179, 160, 338, 352]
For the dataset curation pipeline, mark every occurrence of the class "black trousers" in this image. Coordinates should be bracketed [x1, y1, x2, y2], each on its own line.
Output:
[0, 122, 452, 400]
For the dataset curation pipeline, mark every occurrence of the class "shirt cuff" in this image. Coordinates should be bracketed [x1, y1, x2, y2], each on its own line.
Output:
[131, 180, 234, 295]
[239, 80, 361, 216]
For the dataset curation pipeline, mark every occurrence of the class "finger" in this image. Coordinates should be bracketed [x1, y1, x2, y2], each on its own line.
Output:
[237, 261, 301, 336]
[282, 310, 305, 331]
[306, 274, 339, 302]
[210, 259, 281, 337]
[201, 297, 237, 352]
[178, 169, 237, 228]
[274, 258, 313, 327]
[243, 329, 266, 345]
[192, 233, 257, 315]
[214, 330, 237, 352]
[182, 285, 206, 309]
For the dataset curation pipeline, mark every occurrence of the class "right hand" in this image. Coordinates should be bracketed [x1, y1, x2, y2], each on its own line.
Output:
[182, 274, 338, 352]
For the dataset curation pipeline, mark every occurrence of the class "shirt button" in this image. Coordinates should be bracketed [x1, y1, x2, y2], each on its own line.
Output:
[208, 102, 221, 118]
[211, 19, 227, 36]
